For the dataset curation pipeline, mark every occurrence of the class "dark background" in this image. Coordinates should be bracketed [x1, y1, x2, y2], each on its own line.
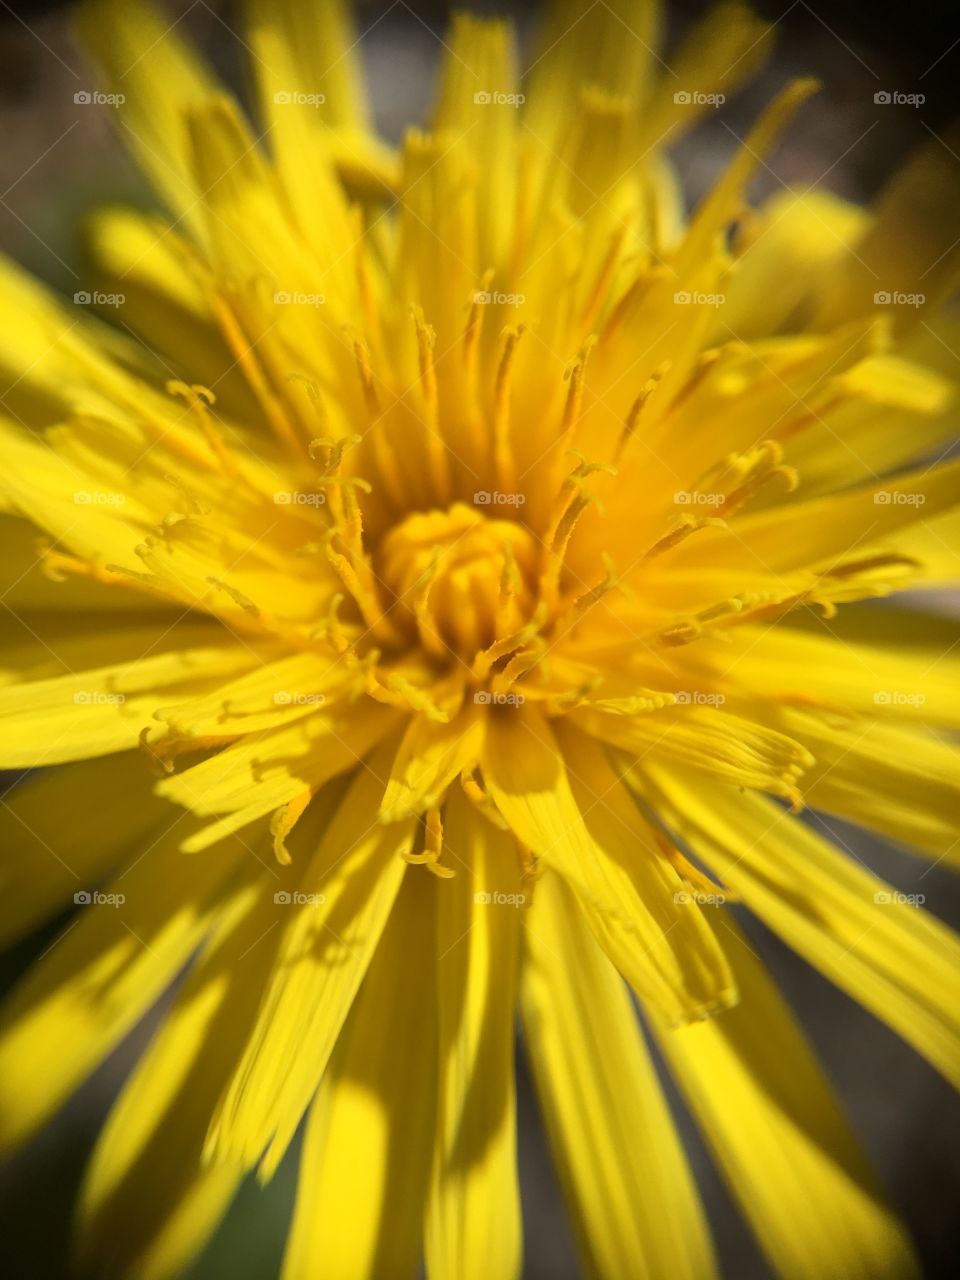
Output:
[0, 1, 958, 1276]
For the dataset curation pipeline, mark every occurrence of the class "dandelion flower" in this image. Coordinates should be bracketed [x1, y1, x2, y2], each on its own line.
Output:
[1, 1, 959, 1277]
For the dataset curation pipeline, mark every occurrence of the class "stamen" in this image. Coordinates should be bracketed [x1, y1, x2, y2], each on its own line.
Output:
[460, 767, 510, 829]
[493, 324, 525, 492]
[270, 790, 313, 866]
[559, 336, 597, 447]
[206, 290, 304, 453]
[166, 382, 240, 479]
[413, 307, 452, 501]
[402, 807, 456, 877]
[206, 576, 260, 617]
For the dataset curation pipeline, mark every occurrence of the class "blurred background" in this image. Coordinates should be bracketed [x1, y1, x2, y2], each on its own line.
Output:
[0, 0, 958, 1276]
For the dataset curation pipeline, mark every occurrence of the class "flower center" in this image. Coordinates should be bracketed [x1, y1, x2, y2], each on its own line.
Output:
[375, 503, 539, 662]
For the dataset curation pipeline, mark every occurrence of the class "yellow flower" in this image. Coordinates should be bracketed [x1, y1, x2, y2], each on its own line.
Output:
[1, 0, 958, 1277]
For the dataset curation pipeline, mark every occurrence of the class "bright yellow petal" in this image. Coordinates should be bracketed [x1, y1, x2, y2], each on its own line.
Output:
[482, 705, 736, 1023]
[653, 916, 920, 1280]
[424, 787, 522, 1280]
[380, 703, 483, 821]
[0, 814, 245, 1154]
[282, 872, 436, 1280]
[767, 707, 960, 868]
[75, 881, 274, 1280]
[521, 868, 716, 1280]
[0, 632, 259, 767]
[638, 767, 960, 1088]
[205, 747, 415, 1175]
[156, 698, 400, 852]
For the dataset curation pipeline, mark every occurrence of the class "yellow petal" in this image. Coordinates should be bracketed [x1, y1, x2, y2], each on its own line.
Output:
[816, 127, 960, 331]
[768, 706, 960, 868]
[521, 868, 717, 1280]
[380, 703, 483, 821]
[702, 616, 960, 727]
[0, 753, 170, 947]
[157, 698, 401, 853]
[75, 880, 273, 1280]
[639, 766, 960, 1088]
[205, 747, 415, 1175]
[570, 701, 812, 801]
[282, 872, 436, 1280]
[424, 787, 522, 1280]
[0, 634, 258, 767]
[0, 815, 245, 1154]
[74, 0, 220, 237]
[641, 3, 773, 148]
[482, 706, 736, 1023]
[433, 13, 519, 269]
[719, 188, 870, 338]
[653, 916, 920, 1280]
